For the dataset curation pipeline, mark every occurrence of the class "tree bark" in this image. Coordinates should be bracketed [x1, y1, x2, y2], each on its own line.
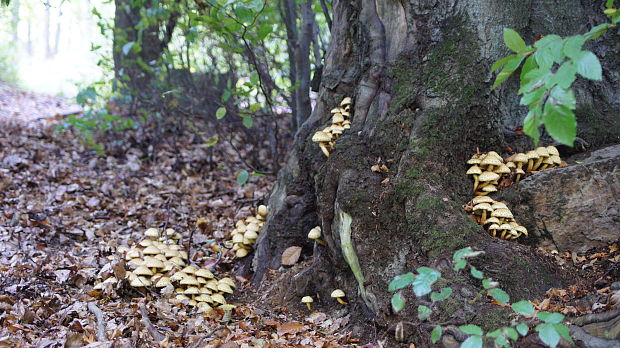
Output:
[253, 0, 620, 344]
[294, 0, 314, 129]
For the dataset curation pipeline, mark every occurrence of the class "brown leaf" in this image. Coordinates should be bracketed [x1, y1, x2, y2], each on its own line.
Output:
[281, 246, 302, 266]
[276, 321, 303, 336]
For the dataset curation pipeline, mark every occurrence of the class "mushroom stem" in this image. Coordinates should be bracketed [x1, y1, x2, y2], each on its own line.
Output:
[527, 159, 534, 172]
[487, 165, 494, 172]
[473, 176, 479, 193]
[533, 158, 544, 171]
[476, 191, 490, 196]
[315, 239, 327, 246]
[306, 303, 312, 310]
[500, 230, 507, 239]
[516, 174, 522, 182]
[336, 298, 348, 305]
[481, 211, 487, 225]
[319, 143, 330, 157]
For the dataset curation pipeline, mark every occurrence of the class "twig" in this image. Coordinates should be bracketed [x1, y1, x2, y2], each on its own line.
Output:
[187, 226, 196, 263]
[139, 302, 165, 342]
[87, 301, 107, 342]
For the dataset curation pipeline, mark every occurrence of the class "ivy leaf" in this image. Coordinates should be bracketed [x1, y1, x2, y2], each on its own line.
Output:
[430, 287, 453, 302]
[391, 292, 406, 312]
[216, 107, 227, 119]
[412, 267, 441, 297]
[470, 266, 484, 279]
[575, 51, 602, 80]
[543, 101, 576, 146]
[511, 300, 535, 316]
[461, 335, 483, 348]
[431, 325, 442, 343]
[516, 323, 529, 336]
[417, 305, 432, 320]
[388, 272, 415, 291]
[536, 323, 560, 348]
[536, 312, 565, 324]
[236, 170, 250, 185]
[459, 324, 484, 336]
[503, 28, 526, 53]
[489, 288, 510, 305]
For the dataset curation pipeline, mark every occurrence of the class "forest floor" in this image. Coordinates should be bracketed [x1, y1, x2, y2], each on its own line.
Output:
[1, 85, 619, 348]
[0, 85, 359, 347]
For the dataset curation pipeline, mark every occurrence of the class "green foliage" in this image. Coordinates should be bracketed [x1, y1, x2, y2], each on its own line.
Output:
[236, 169, 250, 185]
[492, 3, 619, 146]
[388, 247, 573, 347]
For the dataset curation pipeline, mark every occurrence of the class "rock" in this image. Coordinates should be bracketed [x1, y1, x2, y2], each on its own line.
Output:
[498, 144, 620, 253]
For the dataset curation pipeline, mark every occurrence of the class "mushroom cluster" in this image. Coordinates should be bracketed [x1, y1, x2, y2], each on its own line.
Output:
[463, 197, 528, 240]
[169, 266, 236, 313]
[467, 146, 562, 195]
[230, 205, 268, 258]
[311, 97, 352, 157]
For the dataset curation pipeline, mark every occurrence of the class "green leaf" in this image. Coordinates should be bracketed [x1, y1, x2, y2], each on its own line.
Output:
[493, 55, 525, 89]
[534, 48, 555, 70]
[256, 24, 272, 40]
[536, 312, 565, 324]
[511, 300, 535, 316]
[453, 247, 484, 261]
[470, 266, 484, 279]
[520, 55, 539, 82]
[586, 23, 612, 40]
[417, 305, 432, 320]
[489, 288, 510, 305]
[486, 329, 501, 338]
[461, 335, 483, 348]
[543, 101, 576, 146]
[430, 287, 453, 302]
[454, 259, 467, 271]
[391, 292, 406, 312]
[250, 71, 260, 85]
[536, 323, 560, 348]
[520, 87, 546, 106]
[491, 54, 517, 72]
[493, 70, 514, 89]
[494, 335, 510, 347]
[242, 116, 253, 128]
[516, 323, 529, 336]
[606, 0, 614, 8]
[388, 272, 415, 291]
[563, 36, 586, 59]
[554, 324, 574, 344]
[459, 324, 484, 336]
[550, 61, 577, 89]
[216, 107, 227, 119]
[504, 327, 519, 341]
[412, 267, 441, 297]
[482, 278, 498, 289]
[523, 105, 542, 144]
[122, 41, 135, 56]
[431, 325, 442, 343]
[575, 51, 602, 80]
[236, 170, 250, 185]
[503, 28, 527, 53]
[549, 86, 576, 109]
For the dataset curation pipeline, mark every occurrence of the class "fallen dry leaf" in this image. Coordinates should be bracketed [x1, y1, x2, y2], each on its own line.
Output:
[281, 246, 302, 266]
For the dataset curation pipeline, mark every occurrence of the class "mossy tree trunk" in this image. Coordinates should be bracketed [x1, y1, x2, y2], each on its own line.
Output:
[252, 0, 620, 345]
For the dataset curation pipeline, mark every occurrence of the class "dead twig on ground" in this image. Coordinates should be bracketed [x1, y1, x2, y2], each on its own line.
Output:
[139, 302, 165, 342]
[87, 301, 107, 342]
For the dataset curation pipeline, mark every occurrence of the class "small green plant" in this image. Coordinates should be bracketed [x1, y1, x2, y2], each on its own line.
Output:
[389, 247, 573, 347]
[492, 0, 620, 146]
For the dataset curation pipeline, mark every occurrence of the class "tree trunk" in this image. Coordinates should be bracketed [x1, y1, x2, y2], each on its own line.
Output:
[252, 0, 620, 345]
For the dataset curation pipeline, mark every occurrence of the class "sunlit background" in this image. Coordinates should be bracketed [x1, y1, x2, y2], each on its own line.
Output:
[0, 0, 113, 97]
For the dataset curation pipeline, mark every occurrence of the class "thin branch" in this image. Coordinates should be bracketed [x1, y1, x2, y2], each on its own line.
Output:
[139, 302, 165, 342]
[87, 301, 107, 342]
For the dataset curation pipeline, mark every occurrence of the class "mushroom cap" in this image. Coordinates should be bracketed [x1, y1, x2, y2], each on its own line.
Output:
[312, 131, 332, 143]
[466, 165, 482, 175]
[526, 150, 539, 160]
[471, 196, 494, 205]
[513, 153, 528, 163]
[168, 256, 185, 266]
[130, 277, 152, 287]
[495, 164, 511, 174]
[144, 258, 165, 269]
[332, 113, 345, 124]
[514, 225, 528, 236]
[486, 151, 502, 159]
[197, 302, 214, 313]
[184, 287, 201, 295]
[466, 157, 481, 165]
[479, 171, 500, 182]
[301, 296, 314, 304]
[535, 146, 550, 157]
[164, 249, 182, 258]
[218, 283, 234, 294]
[128, 258, 144, 267]
[331, 289, 346, 298]
[211, 294, 227, 305]
[175, 294, 191, 301]
[257, 205, 268, 217]
[330, 107, 341, 114]
[488, 224, 500, 231]
[481, 155, 503, 167]
[506, 161, 516, 169]
[492, 208, 514, 219]
[181, 266, 197, 275]
[170, 272, 188, 281]
[142, 245, 161, 255]
[340, 97, 352, 106]
[482, 185, 497, 193]
[195, 269, 214, 279]
[550, 155, 561, 165]
[244, 230, 259, 240]
[206, 280, 219, 291]
[125, 271, 138, 281]
[197, 277, 208, 284]
[117, 246, 129, 254]
[235, 220, 246, 228]
[243, 236, 255, 245]
[485, 217, 501, 225]
[219, 277, 236, 289]
[154, 254, 167, 262]
[473, 203, 493, 212]
[515, 168, 525, 175]
[139, 239, 153, 247]
[126, 248, 142, 260]
[180, 276, 200, 286]
[546, 146, 559, 157]
[200, 287, 212, 294]
[164, 228, 176, 237]
[145, 228, 160, 239]
[491, 202, 508, 210]
[236, 248, 249, 258]
[499, 223, 513, 230]
[308, 227, 321, 240]
[195, 294, 212, 303]
[134, 266, 154, 276]
[219, 304, 236, 311]
[178, 251, 188, 260]
[232, 233, 244, 244]
[155, 277, 171, 287]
